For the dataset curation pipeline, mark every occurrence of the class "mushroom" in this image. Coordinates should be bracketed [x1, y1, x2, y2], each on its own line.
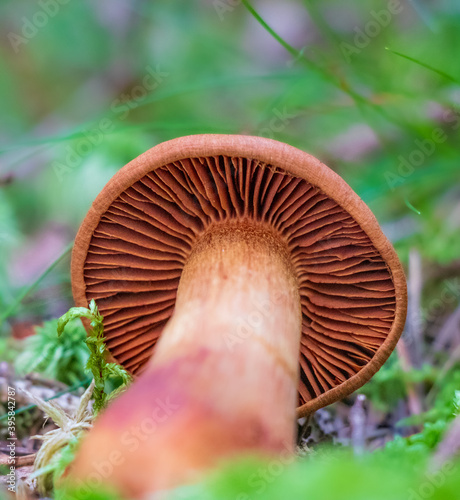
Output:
[69, 135, 407, 496]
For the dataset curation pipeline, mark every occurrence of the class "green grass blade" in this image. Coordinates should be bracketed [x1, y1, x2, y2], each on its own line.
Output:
[0, 241, 73, 327]
[404, 197, 422, 215]
[0, 72, 302, 154]
[385, 47, 459, 83]
[241, 1, 421, 138]
[241, 0, 298, 57]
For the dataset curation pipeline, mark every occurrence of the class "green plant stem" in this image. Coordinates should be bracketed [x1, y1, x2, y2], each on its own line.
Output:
[385, 47, 459, 83]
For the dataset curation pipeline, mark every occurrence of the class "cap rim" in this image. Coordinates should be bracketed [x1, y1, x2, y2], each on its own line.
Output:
[71, 134, 407, 414]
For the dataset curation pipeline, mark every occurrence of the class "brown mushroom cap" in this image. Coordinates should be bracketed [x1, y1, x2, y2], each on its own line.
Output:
[72, 134, 407, 416]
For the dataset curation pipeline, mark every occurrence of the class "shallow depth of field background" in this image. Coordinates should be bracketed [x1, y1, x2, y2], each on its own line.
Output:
[0, 1, 460, 499]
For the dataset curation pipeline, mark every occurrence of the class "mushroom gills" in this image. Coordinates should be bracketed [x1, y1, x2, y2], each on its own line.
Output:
[84, 155, 397, 407]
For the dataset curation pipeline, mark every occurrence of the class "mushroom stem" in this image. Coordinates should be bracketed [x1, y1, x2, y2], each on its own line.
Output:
[151, 221, 302, 445]
[70, 222, 302, 496]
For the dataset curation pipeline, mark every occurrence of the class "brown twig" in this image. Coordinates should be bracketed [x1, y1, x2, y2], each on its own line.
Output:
[396, 249, 425, 419]
[433, 305, 460, 352]
[350, 394, 367, 456]
[397, 339, 424, 417]
[426, 343, 460, 407]
[406, 248, 423, 367]
[431, 414, 460, 470]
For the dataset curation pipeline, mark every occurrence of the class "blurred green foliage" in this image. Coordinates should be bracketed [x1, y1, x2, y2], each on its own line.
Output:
[14, 319, 89, 384]
[58, 442, 460, 500]
[1, 1, 460, 499]
[172, 452, 460, 500]
[1, 1, 459, 330]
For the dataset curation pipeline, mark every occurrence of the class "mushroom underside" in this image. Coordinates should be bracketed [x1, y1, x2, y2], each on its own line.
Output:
[82, 154, 396, 407]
